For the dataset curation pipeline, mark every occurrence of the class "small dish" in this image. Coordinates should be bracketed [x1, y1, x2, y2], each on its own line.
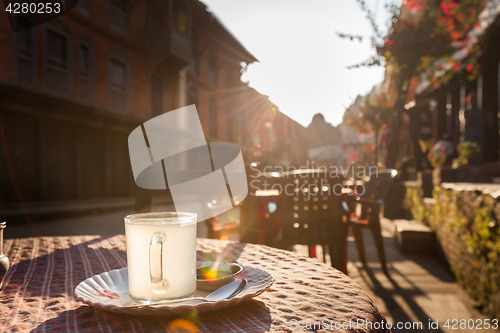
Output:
[197, 263, 243, 291]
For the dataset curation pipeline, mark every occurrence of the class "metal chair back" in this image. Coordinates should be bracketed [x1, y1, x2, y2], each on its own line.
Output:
[278, 169, 344, 248]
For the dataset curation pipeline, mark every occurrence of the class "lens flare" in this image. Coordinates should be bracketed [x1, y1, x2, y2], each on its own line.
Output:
[166, 319, 199, 333]
[201, 267, 218, 280]
[198, 262, 232, 281]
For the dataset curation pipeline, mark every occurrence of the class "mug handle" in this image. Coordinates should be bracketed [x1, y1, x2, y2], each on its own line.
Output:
[149, 232, 168, 290]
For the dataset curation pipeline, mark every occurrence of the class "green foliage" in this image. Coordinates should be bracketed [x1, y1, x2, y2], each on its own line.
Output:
[452, 141, 481, 168]
[407, 186, 500, 319]
[404, 186, 430, 223]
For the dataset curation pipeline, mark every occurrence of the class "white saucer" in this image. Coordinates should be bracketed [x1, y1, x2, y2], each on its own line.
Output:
[74, 264, 274, 316]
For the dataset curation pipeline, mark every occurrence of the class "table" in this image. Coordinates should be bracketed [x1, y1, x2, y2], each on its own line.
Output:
[0, 236, 390, 332]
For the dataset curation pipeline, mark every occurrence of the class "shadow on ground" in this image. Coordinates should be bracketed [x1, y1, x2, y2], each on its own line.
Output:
[344, 219, 496, 333]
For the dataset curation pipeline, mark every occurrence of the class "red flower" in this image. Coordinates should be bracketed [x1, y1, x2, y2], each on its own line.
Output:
[446, 21, 455, 32]
[440, 1, 450, 16]
[434, 82, 441, 89]
[465, 64, 473, 72]
[407, 0, 422, 10]
[452, 63, 460, 71]
[451, 31, 460, 40]
[384, 39, 394, 47]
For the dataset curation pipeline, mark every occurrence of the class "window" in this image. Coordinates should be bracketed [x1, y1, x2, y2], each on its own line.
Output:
[173, 7, 188, 36]
[14, 16, 37, 85]
[151, 74, 164, 116]
[44, 24, 71, 95]
[109, 53, 129, 111]
[190, 32, 199, 75]
[47, 30, 67, 64]
[16, 18, 31, 50]
[188, 86, 198, 106]
[77, 0, 92, 16]
[79, 45, 89, 75]
[111, 60, 125, 86]
[78, 42, 93, 101]
[209, 98, 218, 138]
[226, 116, 233, 141]
[110, 0, 129, 35]
[209, 52, 218, 87]
[190, 50, 199, 76]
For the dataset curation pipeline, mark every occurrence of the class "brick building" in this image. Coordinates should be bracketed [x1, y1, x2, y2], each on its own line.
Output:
[0, 0, 307, 215]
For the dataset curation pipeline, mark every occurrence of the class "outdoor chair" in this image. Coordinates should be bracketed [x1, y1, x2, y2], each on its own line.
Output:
[277, 169, 346, 272]
[239, 188, 281, 246]
[343, 169, 397, 274]
[239, 168, 282, 246]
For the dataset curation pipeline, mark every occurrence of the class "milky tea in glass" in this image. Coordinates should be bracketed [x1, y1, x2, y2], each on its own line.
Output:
[125, 212, 197, 303]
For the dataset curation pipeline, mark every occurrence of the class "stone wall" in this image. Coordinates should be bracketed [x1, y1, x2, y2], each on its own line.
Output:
[405, 182, 500, 319]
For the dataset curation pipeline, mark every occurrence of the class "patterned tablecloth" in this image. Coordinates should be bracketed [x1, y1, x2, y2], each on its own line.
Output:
[0, 236, 390, 332]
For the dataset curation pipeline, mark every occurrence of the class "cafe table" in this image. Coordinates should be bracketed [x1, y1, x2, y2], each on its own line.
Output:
[0, 235, 390, 332]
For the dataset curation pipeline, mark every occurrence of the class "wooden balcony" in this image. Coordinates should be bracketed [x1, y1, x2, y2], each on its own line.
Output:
[147, 26, 192, 69]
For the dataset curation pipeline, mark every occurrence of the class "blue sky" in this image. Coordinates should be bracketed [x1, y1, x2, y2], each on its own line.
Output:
[202, 0, 389, 127]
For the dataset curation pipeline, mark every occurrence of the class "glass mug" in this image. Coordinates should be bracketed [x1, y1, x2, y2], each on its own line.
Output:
[125, 212, 197, 303]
